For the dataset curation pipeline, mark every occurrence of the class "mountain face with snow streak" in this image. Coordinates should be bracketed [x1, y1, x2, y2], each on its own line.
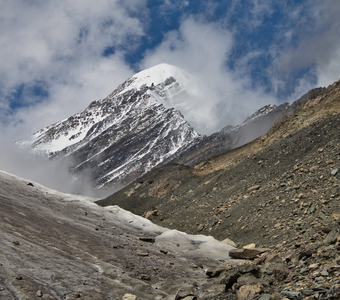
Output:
[19, 64, 202, 191]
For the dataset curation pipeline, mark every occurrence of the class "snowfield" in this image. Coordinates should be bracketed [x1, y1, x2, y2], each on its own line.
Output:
[0, 170, 239, 299]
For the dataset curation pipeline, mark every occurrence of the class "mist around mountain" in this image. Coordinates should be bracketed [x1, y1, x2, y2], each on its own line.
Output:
[17, 63, 323, 196]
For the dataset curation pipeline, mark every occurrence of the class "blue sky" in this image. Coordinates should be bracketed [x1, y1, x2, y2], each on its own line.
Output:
[1, 0, 340, 191]
[1, 1, 340, 168]
[1, 0, 340, 139]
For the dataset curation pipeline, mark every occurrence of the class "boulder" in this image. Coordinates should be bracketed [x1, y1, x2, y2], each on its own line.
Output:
[220, 264, 260, 290]
[237, 283, 262, 299]
[221, 237, 237, 247]
[121, 294, 137, 300]
[324, 230, 339, 245]
[175, 288, 197, 300]
[229, 248, 271, 260]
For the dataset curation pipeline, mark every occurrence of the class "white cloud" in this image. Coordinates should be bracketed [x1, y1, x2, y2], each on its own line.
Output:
[0, 0, 147, 137]
[140, 17, 277, 133]
[272, 0, 340, 90]
[0, 0, 147, 192]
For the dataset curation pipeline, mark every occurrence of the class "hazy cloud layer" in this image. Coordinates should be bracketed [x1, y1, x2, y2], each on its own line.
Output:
[0, 0, 144, 192]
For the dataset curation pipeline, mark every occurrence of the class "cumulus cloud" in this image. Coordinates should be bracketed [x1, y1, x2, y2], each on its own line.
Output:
[0, 0, 146, 192]
[140, 17, 277, 133]
[272, 0, 340, 93]
[0, 0, 145, 133]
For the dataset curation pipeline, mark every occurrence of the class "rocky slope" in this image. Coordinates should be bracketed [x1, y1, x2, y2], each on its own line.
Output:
[97, 79, 340, 299]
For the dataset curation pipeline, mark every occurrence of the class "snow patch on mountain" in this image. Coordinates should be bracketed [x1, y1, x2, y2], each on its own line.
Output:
[114, 63, 219, 135]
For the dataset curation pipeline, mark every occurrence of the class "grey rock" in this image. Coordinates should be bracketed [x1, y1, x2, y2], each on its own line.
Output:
[259, 294, 272, 300]
[229, 248, 271, 260]
[175, 288, 197, 300]
[299, 248, 315, 259]
[326, 284, 340, 299]
[273, 266, 290, 281]
[237, 273, 259, 286]
[220, 264, 260, 290]
[281, 290, 301, 299]
[324, 230, 339, 245]
[308, 203, 316, 214]
[331, 168, 338, 176]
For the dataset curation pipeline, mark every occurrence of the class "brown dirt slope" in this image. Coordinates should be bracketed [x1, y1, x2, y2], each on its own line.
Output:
[97, 79, 340, 299]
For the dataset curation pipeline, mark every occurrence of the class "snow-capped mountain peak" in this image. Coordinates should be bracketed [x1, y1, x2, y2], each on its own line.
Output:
[120, 63, 196, 93]
[111, 63, 217, 135]
[18, 64, 202, 191]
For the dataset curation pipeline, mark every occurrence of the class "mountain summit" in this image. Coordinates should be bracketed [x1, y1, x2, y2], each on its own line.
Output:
[120, 63, 216, 134]
[18, 64, 202, 192]
[18, 63, 317, 193]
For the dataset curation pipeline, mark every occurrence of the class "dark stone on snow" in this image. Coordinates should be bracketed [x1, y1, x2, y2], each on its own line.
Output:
[229, 248, 271, 259]
[139, 237, 156, 243]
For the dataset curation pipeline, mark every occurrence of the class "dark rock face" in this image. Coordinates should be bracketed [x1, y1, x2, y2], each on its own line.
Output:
[62, 89, 200, 190]
[19, 78, 200, 191]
